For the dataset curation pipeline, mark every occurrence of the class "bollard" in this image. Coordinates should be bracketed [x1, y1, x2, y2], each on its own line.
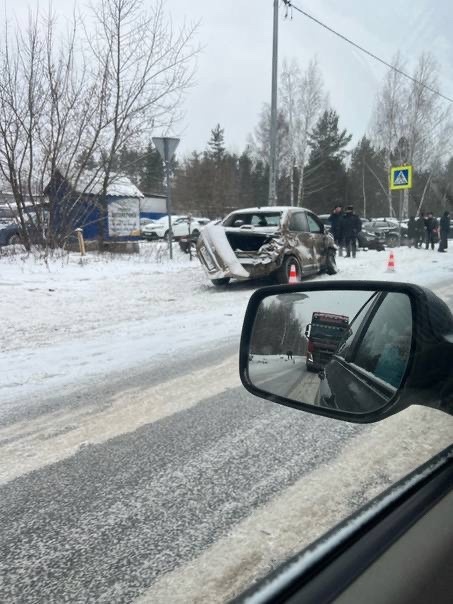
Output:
[76, 228, 86, 256]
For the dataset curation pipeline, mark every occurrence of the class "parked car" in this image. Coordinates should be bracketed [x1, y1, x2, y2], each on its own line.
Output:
[317, 214, 332, 232]
[317, 214, 384, 250]
[356, 229, 386, 251]
[192, 217, 211, 226]
[0, 221, 24, 246]
[0, 206, 16, 226]
[196, 206, 337, 286]
[363, 218, 405, 247]
[141, 215, 203, 240]
[0, 209, 48, 246]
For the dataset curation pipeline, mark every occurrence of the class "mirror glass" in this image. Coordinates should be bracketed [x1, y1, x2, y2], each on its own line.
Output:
[247, 290, 413, 415]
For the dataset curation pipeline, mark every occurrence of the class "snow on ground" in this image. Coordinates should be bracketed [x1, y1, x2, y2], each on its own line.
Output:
[329, 245, 453, 285]
[1, 244, 452, 409]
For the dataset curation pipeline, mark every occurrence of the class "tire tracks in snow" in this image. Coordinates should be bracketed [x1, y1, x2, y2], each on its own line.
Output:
[136, 406, 453, 604]
[0, 353, 240, 485]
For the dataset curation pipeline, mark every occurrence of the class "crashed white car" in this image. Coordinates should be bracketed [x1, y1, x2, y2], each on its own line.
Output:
[196, 206, 337, 286]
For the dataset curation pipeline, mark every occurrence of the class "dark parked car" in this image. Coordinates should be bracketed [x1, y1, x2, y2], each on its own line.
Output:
[318, 214, 384, 251]
[363, 218, 406, 247]
[196, 206, 337, 286]
[0, 219, 24, 246]
[0, 209, 48, 246]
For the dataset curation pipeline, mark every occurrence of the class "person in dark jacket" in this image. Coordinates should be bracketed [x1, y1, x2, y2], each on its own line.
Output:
[407, 216, 417, 248]
[438, 211, 450, 252]
[341, 206, 361, 258]
[415, 212, 425, 248]
[425, 212, 438, 250]
[328, 205, 344, 256]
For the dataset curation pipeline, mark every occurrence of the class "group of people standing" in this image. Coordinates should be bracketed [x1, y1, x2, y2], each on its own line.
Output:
[328, 205, 362, 258]
[406, 211, 451, 252]
[329, 205, 451, 255]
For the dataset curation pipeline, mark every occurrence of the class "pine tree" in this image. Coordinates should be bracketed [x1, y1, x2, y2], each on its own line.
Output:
[347, 136, 387, 218]
[304, 109, 352, 213]
[208, 124, 226, 163]
[238, 152, 255, 208]
[140, 142, 164, 194]
[308, 109, 351, 162]
[251, 160, 269, 207]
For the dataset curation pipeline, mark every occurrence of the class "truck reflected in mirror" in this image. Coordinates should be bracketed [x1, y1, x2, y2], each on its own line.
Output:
[247, 289, 413, 414]
[305, 311, 350, 372]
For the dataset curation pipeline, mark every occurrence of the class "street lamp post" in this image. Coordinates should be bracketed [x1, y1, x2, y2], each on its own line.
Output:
[152, 136, 180, 259]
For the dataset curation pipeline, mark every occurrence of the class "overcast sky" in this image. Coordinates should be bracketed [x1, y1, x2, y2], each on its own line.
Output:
[5, 0, 453, 157]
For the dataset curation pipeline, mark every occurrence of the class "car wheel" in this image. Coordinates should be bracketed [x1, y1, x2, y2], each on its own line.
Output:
[275, 255, 301, 284]
[325, 249, 337, 275]
[211, 277, 230, 287]
[6, 233, 22, 245]
[387, 234, 399, 247]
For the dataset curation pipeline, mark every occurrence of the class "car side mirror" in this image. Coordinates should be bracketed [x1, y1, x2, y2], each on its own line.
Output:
[239, 281, 453, 423]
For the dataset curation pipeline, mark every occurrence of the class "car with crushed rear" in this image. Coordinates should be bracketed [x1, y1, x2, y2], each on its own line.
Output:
[196, 206, 337, 286]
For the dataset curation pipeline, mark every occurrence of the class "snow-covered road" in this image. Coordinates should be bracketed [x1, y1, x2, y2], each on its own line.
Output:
[2, 245, 453, 411]
[1, 244, 453, 602]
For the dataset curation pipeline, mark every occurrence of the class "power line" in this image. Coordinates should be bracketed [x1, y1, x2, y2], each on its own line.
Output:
[281, 0, 453, 104]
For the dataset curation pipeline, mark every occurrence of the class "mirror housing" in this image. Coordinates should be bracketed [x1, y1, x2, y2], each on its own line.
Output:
[240, 281, 453, 423]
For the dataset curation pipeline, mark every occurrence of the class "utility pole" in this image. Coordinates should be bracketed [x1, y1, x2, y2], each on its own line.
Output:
[268, 0, 279, 206]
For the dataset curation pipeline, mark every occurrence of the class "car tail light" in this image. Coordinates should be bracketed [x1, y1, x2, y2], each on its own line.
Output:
[307, 340, 315, 353]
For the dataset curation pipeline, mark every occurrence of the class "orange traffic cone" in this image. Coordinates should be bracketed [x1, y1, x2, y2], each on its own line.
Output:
[289, 264, 298, 283]
[387, 251, 396, 272]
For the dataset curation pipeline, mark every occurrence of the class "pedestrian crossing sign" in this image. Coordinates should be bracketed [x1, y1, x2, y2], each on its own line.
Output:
[390, 165, 413, 190]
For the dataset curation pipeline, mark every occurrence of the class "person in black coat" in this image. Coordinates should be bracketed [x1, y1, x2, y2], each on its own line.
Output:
[341, 206, 361, 258]
[407, 216, 417, 248]
[425, 212, 438, 250]
[438, 211, 450, 252]
[328, 205, 344, 256]
[415, 212, 425, 248]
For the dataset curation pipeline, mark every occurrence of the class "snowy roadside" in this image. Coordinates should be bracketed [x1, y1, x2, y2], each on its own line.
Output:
[1, 245, 452, 408]
[0, 246, 253, 408]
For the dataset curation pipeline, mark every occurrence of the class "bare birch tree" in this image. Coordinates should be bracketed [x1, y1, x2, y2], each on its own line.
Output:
[280, 59, 299, 205]
[0, 0, 198, 250]
[295, 59, 324, 206]
[372, 53, 405, 217]
[88, 0, 198, 243]
[279, 58, 324, 206]
[373, 52, 453, 217]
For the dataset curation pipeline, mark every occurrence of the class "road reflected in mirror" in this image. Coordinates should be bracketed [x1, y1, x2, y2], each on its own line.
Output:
[247, 290, 413, 415]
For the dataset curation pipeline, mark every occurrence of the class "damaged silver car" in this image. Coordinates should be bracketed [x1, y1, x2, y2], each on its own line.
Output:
[196, 206, 337, 286]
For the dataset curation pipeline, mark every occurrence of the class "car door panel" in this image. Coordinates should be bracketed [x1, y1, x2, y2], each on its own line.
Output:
[287, 211, 316, 272]
[306, 211, 328, 270]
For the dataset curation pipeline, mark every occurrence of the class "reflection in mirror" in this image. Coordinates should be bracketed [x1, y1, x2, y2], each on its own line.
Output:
[247, 290, 413, 415]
